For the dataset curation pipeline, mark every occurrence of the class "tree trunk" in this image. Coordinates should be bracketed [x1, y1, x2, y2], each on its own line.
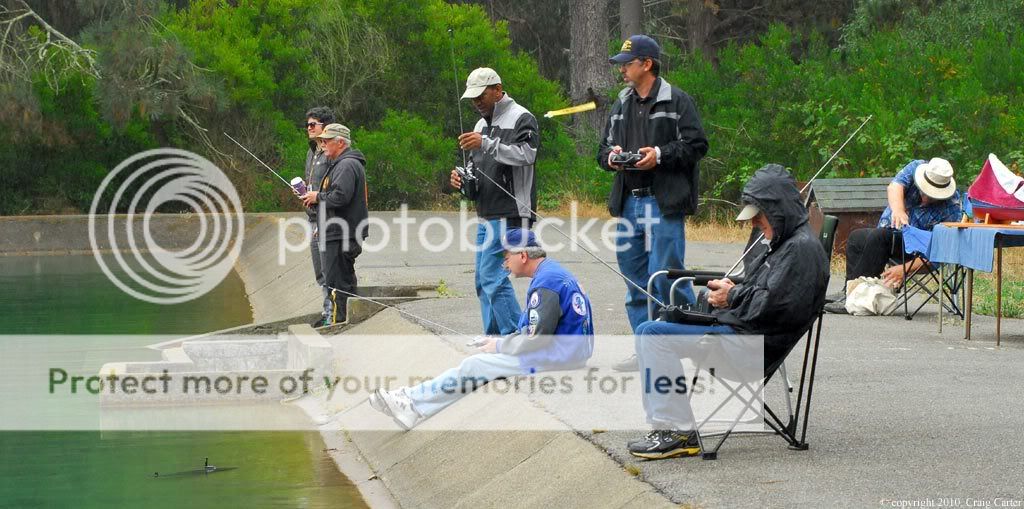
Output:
[619, 0, 643, 39]
[686, 0, 717, 60]
[569, 0, 613, 144]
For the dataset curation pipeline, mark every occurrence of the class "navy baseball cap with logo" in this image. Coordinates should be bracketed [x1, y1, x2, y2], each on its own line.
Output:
[609, 34, 661, 64]
[502, 229, 539, 252]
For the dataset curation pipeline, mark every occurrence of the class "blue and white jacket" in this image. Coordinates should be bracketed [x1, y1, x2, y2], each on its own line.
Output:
[497, 259, 594, 372]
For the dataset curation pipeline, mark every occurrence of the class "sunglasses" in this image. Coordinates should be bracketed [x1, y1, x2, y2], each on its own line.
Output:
[306, 121, 324, 129]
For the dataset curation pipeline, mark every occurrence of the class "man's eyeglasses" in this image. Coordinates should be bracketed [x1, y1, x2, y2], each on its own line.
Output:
[619, 59, 646, 69]
[306, 122, 324, 129]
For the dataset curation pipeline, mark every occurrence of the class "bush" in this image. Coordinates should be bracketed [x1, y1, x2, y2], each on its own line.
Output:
[667, 1, 1024, 203]
[356, 111, 451, 209]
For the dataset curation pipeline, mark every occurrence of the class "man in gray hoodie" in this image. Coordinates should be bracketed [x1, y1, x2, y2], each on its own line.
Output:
[301, 123, 369, 325]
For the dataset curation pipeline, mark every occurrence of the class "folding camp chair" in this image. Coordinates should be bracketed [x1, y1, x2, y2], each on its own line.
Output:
[644, 215, 837, 459]
[882, 228, 965, 320]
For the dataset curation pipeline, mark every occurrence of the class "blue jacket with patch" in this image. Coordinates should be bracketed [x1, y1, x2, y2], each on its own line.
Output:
[499, 259, 594, 372]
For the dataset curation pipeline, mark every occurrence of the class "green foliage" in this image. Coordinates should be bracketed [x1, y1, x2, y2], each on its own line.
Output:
[349, 0, 598, 209]
[1, 0, 599, 214]
[0, 70, 157, 214]
[6, 0, 1024, 216]
[670, 2, 1024, 205]
[356, 110, 451, 208]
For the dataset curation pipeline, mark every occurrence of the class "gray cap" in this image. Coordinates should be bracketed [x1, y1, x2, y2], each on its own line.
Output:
[462, 67, 502, 99]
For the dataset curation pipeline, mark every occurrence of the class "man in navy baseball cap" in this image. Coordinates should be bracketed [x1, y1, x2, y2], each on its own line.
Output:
[609, 34, 661, 64]
[598, 32, 709, 373]
[501, 228, 539, 252]
[368, 226, 595, 430]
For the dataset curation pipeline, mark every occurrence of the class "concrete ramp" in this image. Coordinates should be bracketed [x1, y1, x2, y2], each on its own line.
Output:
[317, 309, 674, 509]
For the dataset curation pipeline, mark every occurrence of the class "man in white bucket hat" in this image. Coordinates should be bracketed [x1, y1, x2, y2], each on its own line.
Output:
[825, 158, 962, 314]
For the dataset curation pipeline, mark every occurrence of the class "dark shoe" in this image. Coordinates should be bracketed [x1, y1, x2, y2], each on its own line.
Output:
[628, 429, 701, 460]
[825, 291, 845, 304]
[310, 317, 327, 328]
[612, 354, 639, 372]
[824, 298, 848, 314]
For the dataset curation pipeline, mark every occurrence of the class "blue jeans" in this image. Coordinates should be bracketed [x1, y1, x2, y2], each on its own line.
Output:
[635, 320, 736, 429]
[475, 220, 522, 335]
[616, 195, 695, 332]
[407, 353, 524, 418]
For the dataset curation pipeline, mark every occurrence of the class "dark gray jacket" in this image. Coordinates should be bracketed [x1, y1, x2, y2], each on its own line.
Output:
[713, 164, 828, 336]
[317, 148, 369, 243]
[305, 143, 326, 221]
[469, 93, 539, 226]
[597, 78, 709, 217]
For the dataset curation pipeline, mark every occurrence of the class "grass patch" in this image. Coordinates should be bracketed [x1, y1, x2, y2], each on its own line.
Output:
[624, 464, 642, 477]
[436, 279, 459, 298]
[971, 249, 1024, 318]
[686, 217, 749, 243]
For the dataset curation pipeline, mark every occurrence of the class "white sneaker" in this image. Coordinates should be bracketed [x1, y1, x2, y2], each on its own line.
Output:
[372, 388, 421, 430]
[368, 389, 392, 416]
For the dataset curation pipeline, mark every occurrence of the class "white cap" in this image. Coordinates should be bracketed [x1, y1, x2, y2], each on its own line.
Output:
[462, 67, 502, 99]
[736, 204, 759, 221]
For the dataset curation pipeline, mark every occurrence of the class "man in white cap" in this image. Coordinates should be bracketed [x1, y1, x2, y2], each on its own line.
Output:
[449, 67, 540, 337]
[825, 158, 962, 314]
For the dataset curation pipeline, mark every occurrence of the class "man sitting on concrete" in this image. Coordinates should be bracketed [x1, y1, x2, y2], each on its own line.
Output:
[825, 158, 961, 314]
[626, 164, 828, 460]
[369, 229, 594, 430]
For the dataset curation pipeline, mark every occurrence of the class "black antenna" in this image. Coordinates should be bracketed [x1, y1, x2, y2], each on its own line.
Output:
[448, 26, 468, 167]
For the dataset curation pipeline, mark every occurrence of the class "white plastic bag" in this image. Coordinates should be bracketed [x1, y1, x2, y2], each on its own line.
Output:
[844, 277, 896, 316]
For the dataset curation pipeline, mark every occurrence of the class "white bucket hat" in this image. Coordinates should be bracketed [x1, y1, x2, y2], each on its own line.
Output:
[914, 157, 956, 200]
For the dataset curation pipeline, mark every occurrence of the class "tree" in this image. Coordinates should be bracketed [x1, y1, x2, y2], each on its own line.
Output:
[684, 0, 716, 58]
[569, 0, 613, 139]
[619, 0, 643, 39]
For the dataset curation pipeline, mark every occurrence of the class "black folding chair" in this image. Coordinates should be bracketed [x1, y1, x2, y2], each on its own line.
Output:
[882, 229, 965, 320]
[644, 215, 837, 459]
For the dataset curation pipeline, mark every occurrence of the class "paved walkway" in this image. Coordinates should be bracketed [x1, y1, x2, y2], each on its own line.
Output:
[343, 212, 1024, 507]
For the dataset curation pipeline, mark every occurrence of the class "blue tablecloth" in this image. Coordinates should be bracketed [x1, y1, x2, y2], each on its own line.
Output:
[928, 224, 1024, 272]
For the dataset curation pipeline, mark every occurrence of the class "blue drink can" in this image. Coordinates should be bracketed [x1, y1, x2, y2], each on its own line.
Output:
[290, 177, 307, 195]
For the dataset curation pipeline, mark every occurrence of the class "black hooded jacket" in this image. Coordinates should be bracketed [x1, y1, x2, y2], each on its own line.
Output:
[713, 165, 828, 337]
[317, 148, 369, 243]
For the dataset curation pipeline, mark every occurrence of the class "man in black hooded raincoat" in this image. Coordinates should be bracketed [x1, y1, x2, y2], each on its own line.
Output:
[625, 164, 829, 460]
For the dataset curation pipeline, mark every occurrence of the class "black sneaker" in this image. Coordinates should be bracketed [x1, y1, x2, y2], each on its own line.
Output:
[825, 291, 845, 304]
[627, 429, 701, 460]
[310, 317, 326, 328]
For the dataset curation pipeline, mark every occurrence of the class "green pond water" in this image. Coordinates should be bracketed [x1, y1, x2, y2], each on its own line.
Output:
[0, 255, 366, 509]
